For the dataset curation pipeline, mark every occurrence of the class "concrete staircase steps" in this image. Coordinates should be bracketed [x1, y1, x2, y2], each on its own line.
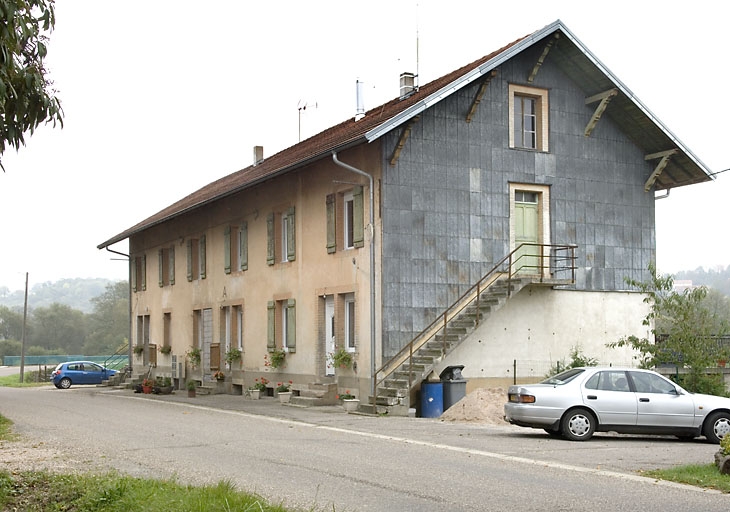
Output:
[289, 382, 339, 407]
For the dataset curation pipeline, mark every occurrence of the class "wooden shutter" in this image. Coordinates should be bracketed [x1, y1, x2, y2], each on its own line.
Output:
[267, 301, 275, 350]
[286, 298, 296, 352]
[199, 235, 206, 279]
[224, 226, 231, 274]
[131, 258, 137, 292]
[353, 185, 364, 248]
[240, 222, 248, 271]
[186, 239, 193, 281]
[266, 213, 275, 265]
[141, 254, 147, 291]
[169, 246, 175, 285]
[158, 249, 164, 287]
[286, 206, 296, 261]
[326, 194, 336, 254]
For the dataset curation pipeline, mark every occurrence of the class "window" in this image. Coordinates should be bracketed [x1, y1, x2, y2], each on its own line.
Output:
[629, 371, 678, 394]
[158, 246, 174, 287]
[509, 84, 549, 152]
[163, 312, 171, 351]
[345, 294, 355, 351]
[186, 236, 206, 281]
[131, 255, 146, 292]
[224, 223, 248, 274]
[136, 314, 150, 348]
[267, 299, 296, 352]
[220, 304, 243, 353]
[267, 208, 295, 265]
[326, 186, 364, 254]
[585, 371, 630, 392]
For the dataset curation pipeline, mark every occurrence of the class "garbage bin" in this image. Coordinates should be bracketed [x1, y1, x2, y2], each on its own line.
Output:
[420, 381, 443, 418]
[440, 365, 467, 411]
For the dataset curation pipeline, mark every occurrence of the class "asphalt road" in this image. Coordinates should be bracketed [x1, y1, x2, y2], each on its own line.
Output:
[1, 385, 728, 511]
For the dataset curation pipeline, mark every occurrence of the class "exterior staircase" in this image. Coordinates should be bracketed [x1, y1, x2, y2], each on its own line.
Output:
[361, 243, 577, 416]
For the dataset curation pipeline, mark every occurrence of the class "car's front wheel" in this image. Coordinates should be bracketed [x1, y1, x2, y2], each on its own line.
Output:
[58, 377, 72, 389]
[704, 411, 730, 444]
[561, 408, 596, 441]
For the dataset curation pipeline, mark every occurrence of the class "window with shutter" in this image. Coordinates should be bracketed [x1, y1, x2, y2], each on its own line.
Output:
[131, 258, 137, 292]
[286, 298, 296, 352]
[353, 186, 364, 248]
[267, 301, 275, 350]
[169, 245, 175, 285]
[239, 222, 248, 270]
[158, 249, 164, 287]
[199, 235, 206, 279]
[326, 194, 336, 253]
[141, 254, 147, 291]
[286, 207, 296, 261]
[224, 226, 231, 274]
[266, 213, 275, 266]
[186, 239, 193, 281]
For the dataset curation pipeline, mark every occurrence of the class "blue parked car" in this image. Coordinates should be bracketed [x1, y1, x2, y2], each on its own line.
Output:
[51, 361, 117, 389]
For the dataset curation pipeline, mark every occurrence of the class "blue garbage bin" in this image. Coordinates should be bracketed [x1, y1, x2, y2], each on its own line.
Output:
[420, 381, 443, 418]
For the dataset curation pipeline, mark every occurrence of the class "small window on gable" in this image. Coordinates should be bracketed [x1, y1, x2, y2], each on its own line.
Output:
[268, 208, 295, 265]
[509, 84, 549, 152]
[158, 247, 174, 287]
[326, 187, 364, 254]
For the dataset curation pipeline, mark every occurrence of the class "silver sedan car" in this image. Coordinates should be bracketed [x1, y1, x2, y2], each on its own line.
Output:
[504, 367, 730, 442]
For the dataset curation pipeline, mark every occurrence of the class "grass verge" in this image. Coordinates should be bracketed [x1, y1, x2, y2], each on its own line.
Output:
[0, 471, 294, 512]
[642, 464, 730, 493]
[0, 372, 51, 387]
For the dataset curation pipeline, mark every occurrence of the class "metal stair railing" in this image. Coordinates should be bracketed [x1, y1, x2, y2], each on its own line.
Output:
[371, 243, 577, 403]
[104, 343, 131, 375]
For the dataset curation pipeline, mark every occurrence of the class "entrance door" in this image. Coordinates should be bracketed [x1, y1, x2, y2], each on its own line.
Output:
[514, 191, 539, 275]
[325, 297, 335, 376]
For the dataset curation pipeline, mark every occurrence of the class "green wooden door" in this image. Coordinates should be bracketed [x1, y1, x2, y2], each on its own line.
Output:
[514, 191, 539, 274]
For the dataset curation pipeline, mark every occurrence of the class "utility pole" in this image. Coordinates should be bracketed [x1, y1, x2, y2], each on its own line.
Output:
[19, 272, 28, 383]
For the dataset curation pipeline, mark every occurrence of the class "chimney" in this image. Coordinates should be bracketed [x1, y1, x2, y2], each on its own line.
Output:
[355, 79, 365, 121]
[253, 146, 264, 166]
[399, 72, 416, 99]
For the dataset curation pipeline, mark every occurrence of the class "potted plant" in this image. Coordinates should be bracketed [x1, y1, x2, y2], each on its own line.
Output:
[265, 349, 286, 369]
[276, 380, 293, 403]
[160, 345, 172, 355]
[337, 390, 360, 412]
[186, 379, 197, 397]
[213, 370, 225, 381]
[133, 345, 144, 356]
[186, 346, 201, 370]
[331, 348, 353, 369]
[141, 378, 154, 394]
[156, 376, 173, 395]
[225, 347, 242, 367]
[249, 377, 268, 399]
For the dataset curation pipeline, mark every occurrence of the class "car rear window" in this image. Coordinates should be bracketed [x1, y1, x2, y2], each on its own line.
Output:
[540, 368, 585, 385]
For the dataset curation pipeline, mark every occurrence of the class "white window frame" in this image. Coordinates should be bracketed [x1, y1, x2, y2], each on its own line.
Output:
[344, 193, 355, 249]
[345, 294, 355, 352]
[281, 214, 289, 263]
[508, 84, 549, 152]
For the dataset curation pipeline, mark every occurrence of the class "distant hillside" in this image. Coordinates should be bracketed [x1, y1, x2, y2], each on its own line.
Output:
[674, 266, 730, 297]
[0, 278, 124, 314]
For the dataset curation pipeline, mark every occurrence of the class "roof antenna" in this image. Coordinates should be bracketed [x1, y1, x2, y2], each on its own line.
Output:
[415, 2, 420, 91]
[297, 100, 317, 142]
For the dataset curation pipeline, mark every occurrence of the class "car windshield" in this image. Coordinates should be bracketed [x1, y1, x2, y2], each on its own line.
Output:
[541, 368, 585, 385]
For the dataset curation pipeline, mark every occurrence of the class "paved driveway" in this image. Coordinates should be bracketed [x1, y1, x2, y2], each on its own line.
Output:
[0, 385, 726, 511]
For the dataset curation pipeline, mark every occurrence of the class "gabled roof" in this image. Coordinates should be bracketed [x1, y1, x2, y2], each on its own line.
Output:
[99, 20, 713, 249]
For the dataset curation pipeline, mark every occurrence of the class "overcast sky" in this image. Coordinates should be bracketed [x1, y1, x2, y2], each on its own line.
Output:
[1, 0, 728, 292]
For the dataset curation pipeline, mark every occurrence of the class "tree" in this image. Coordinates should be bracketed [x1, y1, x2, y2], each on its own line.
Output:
[30, 303, 86, 354]
[0, 304, 24, 340]
[85, 281, 128, 355]
[609, 264, 730, 394]
[0, 0, 63, 170]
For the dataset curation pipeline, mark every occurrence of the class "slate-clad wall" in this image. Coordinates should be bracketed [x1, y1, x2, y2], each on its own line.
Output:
[379, 44, 655, 357]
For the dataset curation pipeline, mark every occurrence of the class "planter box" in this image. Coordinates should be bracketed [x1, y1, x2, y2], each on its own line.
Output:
[249, 389, 261, 400]
[342, 399, 360, 412]
[278, 391, 292, 404]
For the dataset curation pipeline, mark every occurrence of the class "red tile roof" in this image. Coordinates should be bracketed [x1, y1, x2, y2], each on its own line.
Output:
[98, 34, 528, 249]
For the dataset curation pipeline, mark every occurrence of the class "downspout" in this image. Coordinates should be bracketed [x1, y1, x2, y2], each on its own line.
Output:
[332, 152, 377, 402]
[105, 246, 132, 368]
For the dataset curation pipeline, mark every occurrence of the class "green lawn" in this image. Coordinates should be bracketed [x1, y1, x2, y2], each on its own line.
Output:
[0, 372, 51, 387]
[642, 464, 730, 493]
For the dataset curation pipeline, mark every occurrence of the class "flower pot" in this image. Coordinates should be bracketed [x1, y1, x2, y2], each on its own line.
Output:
[342, 399, 360, 412]
[278, 391, 292, 404]
[188, 389, 196, 398]
[142, 385, 153, 394]
[250, 389, 261, 400]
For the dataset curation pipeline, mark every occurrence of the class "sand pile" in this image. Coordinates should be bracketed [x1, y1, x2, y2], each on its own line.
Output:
[440, 387, 507, 424]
